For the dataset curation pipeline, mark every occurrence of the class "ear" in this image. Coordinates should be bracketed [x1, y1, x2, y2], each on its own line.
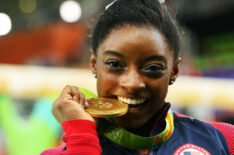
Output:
[170, 57, 181, 83]
[90, 50, 97, 75]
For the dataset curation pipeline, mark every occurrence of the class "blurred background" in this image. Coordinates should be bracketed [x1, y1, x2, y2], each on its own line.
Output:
[0, 0, 234, 154]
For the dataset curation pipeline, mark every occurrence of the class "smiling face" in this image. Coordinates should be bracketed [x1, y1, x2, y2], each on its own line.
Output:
[90, 24, 179, 129]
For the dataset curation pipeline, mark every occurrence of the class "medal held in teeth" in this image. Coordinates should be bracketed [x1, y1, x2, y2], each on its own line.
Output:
[85, 98, 128, 118]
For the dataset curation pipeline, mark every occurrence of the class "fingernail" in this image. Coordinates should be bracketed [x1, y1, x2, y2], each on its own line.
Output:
[84, 101, 90, 108]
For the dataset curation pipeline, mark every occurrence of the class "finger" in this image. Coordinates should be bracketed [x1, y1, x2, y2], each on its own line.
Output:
[86, 98, 91, 103]
[70, 86, 80, 103]
[70, 86, 85, 106]
[60, 85, 73, 99]
[77, 88, 85, 105]
[84, 98, 90, 108]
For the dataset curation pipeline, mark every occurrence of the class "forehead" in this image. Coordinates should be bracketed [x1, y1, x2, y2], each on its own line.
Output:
[97, 24, 171, 57]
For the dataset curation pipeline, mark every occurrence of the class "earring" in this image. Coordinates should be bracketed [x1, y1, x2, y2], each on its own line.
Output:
[169, 80, 174, 85]
[94, 74, 97, 78]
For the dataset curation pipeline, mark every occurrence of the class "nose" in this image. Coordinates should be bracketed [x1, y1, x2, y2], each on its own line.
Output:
[119, 68, 146, 92]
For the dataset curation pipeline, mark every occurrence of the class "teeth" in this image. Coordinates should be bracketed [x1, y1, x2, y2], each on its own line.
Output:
[117, 96, 146, 105]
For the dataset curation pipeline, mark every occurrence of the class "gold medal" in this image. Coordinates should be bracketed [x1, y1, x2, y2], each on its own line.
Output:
[85, 98, 128, 118]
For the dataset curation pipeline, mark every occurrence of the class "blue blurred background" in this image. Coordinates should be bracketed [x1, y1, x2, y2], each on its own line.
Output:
[0, 0, 234, 154]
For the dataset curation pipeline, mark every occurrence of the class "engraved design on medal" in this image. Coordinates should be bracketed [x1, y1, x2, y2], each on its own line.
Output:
[85, 98, 128, 118]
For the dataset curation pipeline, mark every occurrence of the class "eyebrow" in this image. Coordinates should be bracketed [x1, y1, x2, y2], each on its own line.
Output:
[103, 50, 123, 58]
[144, 55, 167, 63]
[104, 50, 167, 63]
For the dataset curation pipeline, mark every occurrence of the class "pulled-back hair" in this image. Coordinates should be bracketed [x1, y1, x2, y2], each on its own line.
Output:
[92, 0, 181, 60]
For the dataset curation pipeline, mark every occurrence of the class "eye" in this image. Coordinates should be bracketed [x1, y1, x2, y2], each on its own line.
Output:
[104, 60, 125, 70]
[142, 64, 164, 74]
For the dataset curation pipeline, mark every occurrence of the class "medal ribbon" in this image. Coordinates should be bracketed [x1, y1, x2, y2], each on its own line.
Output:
[98, 108, 174, 150]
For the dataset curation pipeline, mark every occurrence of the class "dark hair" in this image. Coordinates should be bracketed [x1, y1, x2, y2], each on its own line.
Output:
[92, 0, 181, 60]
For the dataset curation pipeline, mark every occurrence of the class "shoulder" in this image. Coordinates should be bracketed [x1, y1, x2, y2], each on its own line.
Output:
[174, 112, 223, 134]
[206, 121, 234, 155]
[174, 112, 233, 135]
[40, 144, 66, 155]
[174, 112, 233, 154]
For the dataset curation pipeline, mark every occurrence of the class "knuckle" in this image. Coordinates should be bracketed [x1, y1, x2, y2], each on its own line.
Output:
[71, 85, 78, 89]
[52, 99, 60, 108]
[53, 99, 66, 110]
[74, 87, 81, 93]
[65, 85, 71, 88]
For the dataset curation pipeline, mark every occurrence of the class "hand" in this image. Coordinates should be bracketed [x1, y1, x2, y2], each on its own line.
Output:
[52, 85, 95, 124]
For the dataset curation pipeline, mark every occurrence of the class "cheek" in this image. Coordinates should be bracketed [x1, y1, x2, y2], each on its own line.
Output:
[96, 69, 118, 97]
[150, 76, 169, 99]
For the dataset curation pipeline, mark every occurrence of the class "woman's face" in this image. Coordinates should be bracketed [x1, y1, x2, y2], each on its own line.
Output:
[90, 25, 179, 129]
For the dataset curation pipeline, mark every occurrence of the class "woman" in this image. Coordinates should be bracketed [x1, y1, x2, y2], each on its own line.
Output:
[41, 0, 233, 154]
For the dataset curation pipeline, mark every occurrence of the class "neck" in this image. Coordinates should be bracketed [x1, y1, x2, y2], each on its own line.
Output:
[127, 113, 160, 137]
[127, 104, 168, 137]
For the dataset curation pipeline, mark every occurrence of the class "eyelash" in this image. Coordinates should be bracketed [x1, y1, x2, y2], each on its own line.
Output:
[104, 60, 165, 77]
[142, 64, 165, 74]
[104, 60, 125, 71]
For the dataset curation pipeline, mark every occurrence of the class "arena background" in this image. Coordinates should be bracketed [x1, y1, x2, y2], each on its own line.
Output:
[0, 0, 234, 154]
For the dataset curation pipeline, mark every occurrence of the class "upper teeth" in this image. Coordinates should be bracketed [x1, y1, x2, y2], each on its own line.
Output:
[118, 97, 145, 105]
